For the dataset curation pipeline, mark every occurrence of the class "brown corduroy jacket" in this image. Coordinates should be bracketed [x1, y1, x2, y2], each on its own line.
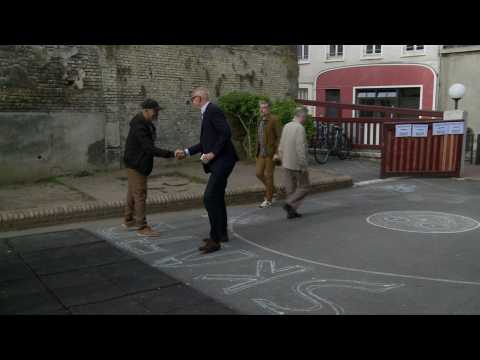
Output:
[256, 114, 283, 157]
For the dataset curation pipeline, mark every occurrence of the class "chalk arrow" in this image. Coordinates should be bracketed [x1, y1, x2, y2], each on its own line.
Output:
[196, 260, 308, 295]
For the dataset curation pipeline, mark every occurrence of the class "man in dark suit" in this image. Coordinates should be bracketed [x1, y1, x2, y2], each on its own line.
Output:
[176, 87, 238, 254]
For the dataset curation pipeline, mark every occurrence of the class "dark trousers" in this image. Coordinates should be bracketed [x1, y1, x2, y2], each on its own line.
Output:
[204, 166, 234, 243]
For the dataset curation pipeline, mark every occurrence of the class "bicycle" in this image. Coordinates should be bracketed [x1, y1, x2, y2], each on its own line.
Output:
[312, 122, 352, 164]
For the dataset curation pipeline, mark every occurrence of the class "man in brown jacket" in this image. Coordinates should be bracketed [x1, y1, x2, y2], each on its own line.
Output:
[256, 100, 283, 208]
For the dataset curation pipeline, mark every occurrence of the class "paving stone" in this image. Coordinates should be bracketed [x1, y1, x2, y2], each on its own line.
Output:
[0, 253, 33, 283]
[133, 284, 211, 313]
[167, 300, 238, 315]
[0, 239, 12, 258]
[97, 259, 180, 294]
[0, 277, 64, 315]
[70, 296, 151, 315]
[22, 241, 133, 275]
[41, 267, 127, 308]
[6, 229, 101, 254]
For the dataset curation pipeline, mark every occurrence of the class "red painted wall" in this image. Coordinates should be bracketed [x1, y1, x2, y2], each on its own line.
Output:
[316, 65, 436, 117]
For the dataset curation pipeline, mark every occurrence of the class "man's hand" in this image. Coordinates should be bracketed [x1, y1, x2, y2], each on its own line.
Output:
[200, 152, 215, 164]
[203, 152, 215, 162]
[175, 149, 186, 160]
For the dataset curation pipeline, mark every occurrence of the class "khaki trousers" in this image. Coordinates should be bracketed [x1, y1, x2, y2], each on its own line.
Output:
[284, 168, 310, 210]
[256, 156, 276, 202]
[125, 168, 148, 228]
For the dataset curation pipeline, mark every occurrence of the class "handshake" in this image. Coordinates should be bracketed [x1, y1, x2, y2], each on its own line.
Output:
[174, 149, 216, 164]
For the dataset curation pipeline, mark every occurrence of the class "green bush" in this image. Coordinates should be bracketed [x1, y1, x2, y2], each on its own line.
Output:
[271, 99, 315, 140]
[218, 91, 268, 159]
[218, 91, 315, 159]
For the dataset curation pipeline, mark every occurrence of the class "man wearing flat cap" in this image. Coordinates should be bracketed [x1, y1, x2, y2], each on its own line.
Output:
[123, 99, 175, 237]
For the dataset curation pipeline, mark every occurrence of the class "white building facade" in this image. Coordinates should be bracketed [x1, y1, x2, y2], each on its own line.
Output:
[297, 45, 441, 117]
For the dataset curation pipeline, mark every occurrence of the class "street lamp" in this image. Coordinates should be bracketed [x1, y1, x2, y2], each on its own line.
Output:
[448, 83, 466, 110]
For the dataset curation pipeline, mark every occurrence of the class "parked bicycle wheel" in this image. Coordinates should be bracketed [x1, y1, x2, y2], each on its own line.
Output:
[337, 134, 352, 160]
[314, 137, 330, 164]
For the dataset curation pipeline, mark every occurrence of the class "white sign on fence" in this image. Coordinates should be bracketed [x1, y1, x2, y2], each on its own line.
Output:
[447, 122, 465, 135]
[395, 124, 412, 138]
[432, 123, 449, 136]
[412, 124, 428, 137]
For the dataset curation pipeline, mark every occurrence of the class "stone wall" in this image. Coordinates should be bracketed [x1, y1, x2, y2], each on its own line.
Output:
[0, 45, 298, 184]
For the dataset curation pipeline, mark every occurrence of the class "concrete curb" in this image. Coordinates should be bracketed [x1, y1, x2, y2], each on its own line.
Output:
[0, 175, 353, 232]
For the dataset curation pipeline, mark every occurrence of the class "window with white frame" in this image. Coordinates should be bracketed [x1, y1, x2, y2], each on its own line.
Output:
[298, 88, 309, 100]
[404, 45, 425, 53]
[364, 45, 382, 56]
[297, 45, 309, 61]
[326, 45, 343, 60]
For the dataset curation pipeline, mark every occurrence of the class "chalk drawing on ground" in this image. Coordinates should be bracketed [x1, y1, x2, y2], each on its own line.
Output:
[367, 211, 480, 234]
[380, 184, 417, 193]
[116, 238, 168, 255]
[98, 222, 178, 241]
[153, 246, 257, 268]
[254, 279, 405, 315]
[195, 260, 309, 295]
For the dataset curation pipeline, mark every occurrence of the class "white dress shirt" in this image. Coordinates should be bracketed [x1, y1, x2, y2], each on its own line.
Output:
[185, 102, 210, 157]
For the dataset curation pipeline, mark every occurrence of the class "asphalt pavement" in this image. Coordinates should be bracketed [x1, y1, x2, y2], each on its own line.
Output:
[2, 175, 480, 314]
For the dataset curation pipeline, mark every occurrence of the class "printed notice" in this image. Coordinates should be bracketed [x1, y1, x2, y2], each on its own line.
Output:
[432, 123, 449, 136]
[412, 124, 428, 137]
[395, 124, 412, 137]
[447, 122, 465, 135]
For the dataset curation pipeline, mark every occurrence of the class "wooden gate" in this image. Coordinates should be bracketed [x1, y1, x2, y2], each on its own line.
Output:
[381, 120, 464, 178]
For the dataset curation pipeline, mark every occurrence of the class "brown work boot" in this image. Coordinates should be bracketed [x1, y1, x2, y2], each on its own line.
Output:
[137, 225, 161, 237]
[201, 239, 221, 254]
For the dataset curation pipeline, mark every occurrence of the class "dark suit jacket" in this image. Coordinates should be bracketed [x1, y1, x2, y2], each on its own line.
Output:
[188, 102, 239, 174]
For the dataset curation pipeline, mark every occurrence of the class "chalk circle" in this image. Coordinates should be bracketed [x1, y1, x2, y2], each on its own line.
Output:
[367, 211, 480, 234]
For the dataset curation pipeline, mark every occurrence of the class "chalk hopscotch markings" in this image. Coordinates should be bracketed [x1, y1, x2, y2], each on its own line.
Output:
[115, 238, 168, 256]
[367, 211, 480, 234]
[253, 279, 405, 315]
[230, 208, 480, 287]
[115, 236, 195, 256]
[153, 245, 257, 268]
[195, 260, 309, 295]
[98, 222, 178, 241]
[97, 225, 196, 256]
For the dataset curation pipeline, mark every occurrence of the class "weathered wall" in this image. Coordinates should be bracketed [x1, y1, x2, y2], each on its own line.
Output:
[0, 45, 298, 184]
[439, 47, 480, 134]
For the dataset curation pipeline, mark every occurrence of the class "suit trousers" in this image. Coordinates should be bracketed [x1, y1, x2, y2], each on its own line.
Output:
[204, 165, 234, 243]
[284, 168, 310, 210]
[256, 155, 276, 201]
[125, 168, 148, 228]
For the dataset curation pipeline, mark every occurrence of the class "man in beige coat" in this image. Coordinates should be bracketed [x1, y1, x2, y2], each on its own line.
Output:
[276, 107, 310, 219]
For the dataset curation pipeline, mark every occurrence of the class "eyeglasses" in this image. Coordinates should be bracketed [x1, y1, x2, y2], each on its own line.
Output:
[191, 95, 201, 102]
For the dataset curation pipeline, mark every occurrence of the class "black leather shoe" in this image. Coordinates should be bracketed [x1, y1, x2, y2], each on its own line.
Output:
[202, 239, 221, 254]
[282, 203, 296, 219]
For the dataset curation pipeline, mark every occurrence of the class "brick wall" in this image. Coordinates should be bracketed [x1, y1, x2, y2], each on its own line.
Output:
[0, 45, 298, 184]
